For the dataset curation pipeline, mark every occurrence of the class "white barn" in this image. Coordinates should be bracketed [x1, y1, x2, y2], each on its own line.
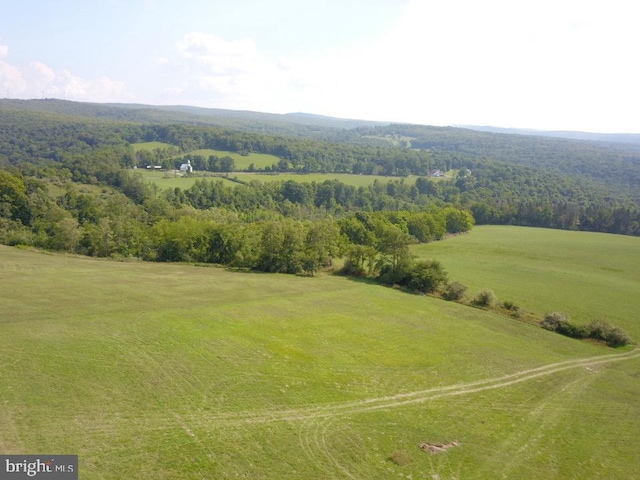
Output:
[179, 159, 193, 173]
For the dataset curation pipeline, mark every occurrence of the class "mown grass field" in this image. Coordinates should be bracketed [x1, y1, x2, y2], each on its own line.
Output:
[130, 141, 176, 152]
[232, 172, 419, 187]
[413, 225, 640, 339]
[176, 149, 281, 170]
[136, 169, 421, 190]
[133, 169, 238, 190]
[1, 227, 639, 479]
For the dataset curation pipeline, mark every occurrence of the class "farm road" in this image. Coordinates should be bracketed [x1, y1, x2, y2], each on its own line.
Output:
[194, 348, 640, 426]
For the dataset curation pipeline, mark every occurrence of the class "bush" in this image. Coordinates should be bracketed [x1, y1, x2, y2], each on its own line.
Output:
[556, 321, 589, 339]
[443, 281, 468, 301]
[542, 314, 632, 346]
[406, 260, 448, 293]
[378, 258, 448, 294]
[377, 256, 414, 286]
[388, 450, 412, 466]
[474, 288, 496, 307]
[541, 312, 569, 331]
[586, 319, 632, 347]
[502, 300, 516, 310]
[341, 259, 367, 278]
[605, 326, 633, 347]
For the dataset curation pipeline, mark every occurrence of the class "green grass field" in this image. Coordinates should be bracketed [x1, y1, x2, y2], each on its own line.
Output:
[228, 172, 418, 187]
[1, 227, 639, 479]
[413, 225, 640, 339]
[131, 141, 176, 152]
[136, 169, 420, 190]
[177, 149, 281, 170]
[133, 169, 239, 190]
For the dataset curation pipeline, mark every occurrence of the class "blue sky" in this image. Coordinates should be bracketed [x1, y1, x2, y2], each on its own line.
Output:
[1, 0, 639, 132]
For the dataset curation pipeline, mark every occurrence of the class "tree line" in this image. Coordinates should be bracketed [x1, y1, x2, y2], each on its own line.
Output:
[0, 168, 473, 279]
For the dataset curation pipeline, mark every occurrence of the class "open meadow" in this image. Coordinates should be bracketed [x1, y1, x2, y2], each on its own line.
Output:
[131, 141, 176, 152]
[230, 172, 419, 187]
[1, 227, 639, 479]
[413, 225, 640, 339]
[177, 149, 282, 170]
[133, 169, 238, 190]
[135, 169, 421, 190]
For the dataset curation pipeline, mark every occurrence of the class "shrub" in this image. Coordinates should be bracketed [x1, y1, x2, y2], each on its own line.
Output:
[406, 260, 448, 293]
[605, 326, 633, 347]
[541, 312, 569, 331]
[377, 256, 414, 286]
[388, 450, 412, 466]
[542, 314, 631, 346]
[341, 259, 367, 278]
[474, 288, 496, 307]
[586, 319, 632, 347]
[556, 321, 589, 339]
[443, 281, 468, 301]
[502, 300, 516, 310]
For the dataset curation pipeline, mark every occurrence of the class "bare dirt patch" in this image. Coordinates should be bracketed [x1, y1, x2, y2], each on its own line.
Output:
[419, 441, 460, 454]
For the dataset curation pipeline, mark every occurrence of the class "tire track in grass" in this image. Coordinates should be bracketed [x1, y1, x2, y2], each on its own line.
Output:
[29, 350, 637, 478]
[30, 351, 639, 439]
[189, 349, 640, 426]
[255, 350, 639, 479]
[489, 374, 593, 479]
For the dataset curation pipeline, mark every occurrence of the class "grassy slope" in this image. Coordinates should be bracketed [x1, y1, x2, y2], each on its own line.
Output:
[136, 169, 421, 190]
[413, 225, 640, 338]
[131, 141, 175, 152]
[178, 149, 281, 170]
[134, 169, 238, 189]
[233, 173, 419, 187]
[1, 233, 639, 479]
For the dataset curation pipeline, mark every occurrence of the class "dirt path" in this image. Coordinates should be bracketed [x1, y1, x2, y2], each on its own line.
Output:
[195, 349, 640, 426]
[287, 349, 639, 479]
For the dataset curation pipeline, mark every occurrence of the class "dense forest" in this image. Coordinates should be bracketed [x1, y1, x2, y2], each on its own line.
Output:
[1, 99, 639, 273]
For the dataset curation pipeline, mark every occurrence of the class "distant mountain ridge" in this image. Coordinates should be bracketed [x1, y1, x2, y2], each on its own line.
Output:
[0, 98, 385, 134]
[459, 125, 640, 146]
[2, 98, 638, 146]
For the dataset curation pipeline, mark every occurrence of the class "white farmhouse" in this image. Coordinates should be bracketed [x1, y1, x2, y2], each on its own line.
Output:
[179, 159, 193, 173]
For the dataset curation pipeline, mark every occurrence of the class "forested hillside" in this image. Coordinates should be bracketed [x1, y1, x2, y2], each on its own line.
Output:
[356, 124, 640, 197]
[1, 98, 639, 256]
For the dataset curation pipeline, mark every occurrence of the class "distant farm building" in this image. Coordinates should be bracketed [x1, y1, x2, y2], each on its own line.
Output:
[179, 160, 193, 173]
[430, 169, 445, 177]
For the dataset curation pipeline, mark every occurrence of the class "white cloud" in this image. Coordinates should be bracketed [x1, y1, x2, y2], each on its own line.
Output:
[58, 70, 127, 101]
[0, 41, 129, 102]
[166, 32, 302, 111]
[357, 0, 640, 130]
[30, 61, 57, 84]
[51, 0, 634, 131]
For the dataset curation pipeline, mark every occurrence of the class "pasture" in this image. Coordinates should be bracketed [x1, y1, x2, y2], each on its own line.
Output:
[413, 225, 640, 339]
[133, 169, 238, 190]
[136, 169, 420, 190]
[1, 230, 639, 479]
[177, 149, 282, 170]
[228, 172, 418, 187]
[130, 141, 176, 152]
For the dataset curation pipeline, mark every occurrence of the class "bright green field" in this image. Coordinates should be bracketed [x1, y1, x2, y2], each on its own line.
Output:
[133, 169, 238, 189]
[136, 169, 419, 190]
[234, 172, 418, 187]
[1, 230, 639, 479]
[413, 225, 640, 339]
[131, 141, 176, 152]
[178, 149, 281, 170]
